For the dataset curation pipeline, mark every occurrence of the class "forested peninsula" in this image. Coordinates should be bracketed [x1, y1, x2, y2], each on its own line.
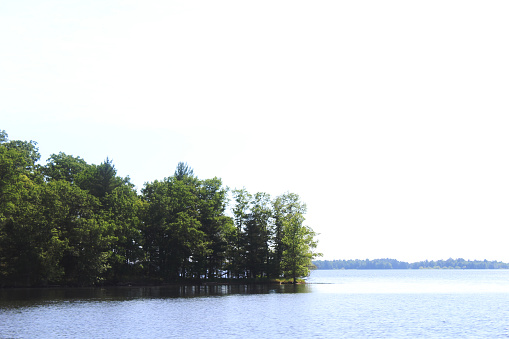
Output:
[0, 130, 320, 287]
[313, 258, 509, 270]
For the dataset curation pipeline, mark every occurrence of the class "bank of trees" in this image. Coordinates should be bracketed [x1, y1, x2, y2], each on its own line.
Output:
[313, 258, 509, 270]
[0, 131, 320, 287]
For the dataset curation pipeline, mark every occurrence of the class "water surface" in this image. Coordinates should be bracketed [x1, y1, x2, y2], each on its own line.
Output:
[2, 270, 509, 338]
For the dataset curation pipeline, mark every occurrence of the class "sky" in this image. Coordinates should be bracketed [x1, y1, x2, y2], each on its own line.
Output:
[1, 0, 509, 263]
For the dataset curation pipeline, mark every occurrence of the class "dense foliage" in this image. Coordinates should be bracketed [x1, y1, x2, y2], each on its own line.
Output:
[0, 130, 320, 287]
[313, 258, 509, 270]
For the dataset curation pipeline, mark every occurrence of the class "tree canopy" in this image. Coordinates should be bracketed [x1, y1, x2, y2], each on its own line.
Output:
[0, 130, 320, 287]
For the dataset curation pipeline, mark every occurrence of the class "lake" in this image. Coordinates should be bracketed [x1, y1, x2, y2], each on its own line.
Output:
[2, 270, 509, 338]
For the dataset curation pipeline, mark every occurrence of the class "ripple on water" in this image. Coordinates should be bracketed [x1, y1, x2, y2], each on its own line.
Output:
[2, 270, 509, 338]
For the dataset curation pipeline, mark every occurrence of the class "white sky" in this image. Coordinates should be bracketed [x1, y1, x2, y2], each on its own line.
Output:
[2, 0, 509, 263]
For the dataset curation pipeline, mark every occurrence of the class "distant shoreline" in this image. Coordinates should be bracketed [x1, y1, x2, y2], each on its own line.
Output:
[312, 258, 509, 270]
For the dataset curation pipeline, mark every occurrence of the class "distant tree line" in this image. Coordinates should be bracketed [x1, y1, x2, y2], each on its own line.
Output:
[313, 258, 509, 270]
[0, 130, 320, 287]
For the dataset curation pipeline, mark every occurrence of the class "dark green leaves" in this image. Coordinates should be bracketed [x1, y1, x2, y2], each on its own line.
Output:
[0, 131, 320, 286]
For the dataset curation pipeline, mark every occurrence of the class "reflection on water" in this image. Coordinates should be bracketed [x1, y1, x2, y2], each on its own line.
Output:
[0, 283, 311, 309]
[2, 271, 509, 338]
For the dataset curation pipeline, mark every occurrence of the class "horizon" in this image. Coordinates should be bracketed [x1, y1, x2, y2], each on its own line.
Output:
[313, 257, 509, 263]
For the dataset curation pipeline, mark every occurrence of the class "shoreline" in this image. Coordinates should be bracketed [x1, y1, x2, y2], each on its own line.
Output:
[0, 278, 306, 289]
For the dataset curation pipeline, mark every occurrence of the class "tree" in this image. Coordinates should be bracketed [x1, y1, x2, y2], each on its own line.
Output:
[270, 193, 307, 278]
[174, 162, 194, 180]
[0, 168, 66, 286]
[0, 130, 7, 143]
[0, 134, 55, 286]
[77, 158, 124, 199]
[0, 131, 322, 286]
[42, 152, 88, 184]
[196, 177, 233, 279]
[243, 192, 272, 278]
[230, 188, 251, 278]
[44, 180, 115, 286]
[1, 139, 40, 174]
[228, 189, 320, 281]
[281, 213, 320, 283]
[142, 170, 209, 281]
[101, 183, 145, 283]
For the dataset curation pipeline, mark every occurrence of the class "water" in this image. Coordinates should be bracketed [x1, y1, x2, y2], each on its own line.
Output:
[2, 270, 509, 338]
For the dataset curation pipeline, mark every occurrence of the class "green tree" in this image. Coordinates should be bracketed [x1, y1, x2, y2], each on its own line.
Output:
[0, 130, 322, 286]
[102, 183, 145, 283]
[44, 180, 115, 286]
[196, 177, 233, 279]
[0, 136, 28, 218]
[281, 213, 320, 283]
[174, 162, 194, 180]
[42, 152, 88, 184]
[230, 188, 251, 278]
[77, 158, 124, 199]
[142, 171, 208, 281]
[0, 130, 7, 143]
[0, 172, 66, 286]
[0, 133, 56, 286]
[243, 192, 272, 278]
[270, 193, 307, 278]
[1, 138, 41, 174]
[0, 134, 77, 286]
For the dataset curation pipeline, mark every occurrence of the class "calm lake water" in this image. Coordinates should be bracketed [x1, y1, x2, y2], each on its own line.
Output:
[2, 270, 509, 338]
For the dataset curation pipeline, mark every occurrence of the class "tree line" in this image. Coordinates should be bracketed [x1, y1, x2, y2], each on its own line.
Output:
[0, 130, 320, 287]
[313, 258, 509, 270]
